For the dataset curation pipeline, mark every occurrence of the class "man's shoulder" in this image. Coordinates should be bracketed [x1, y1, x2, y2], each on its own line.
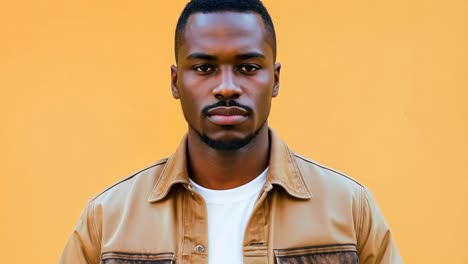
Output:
[91, 158, 169, 203]
[292, 153, 365, 196]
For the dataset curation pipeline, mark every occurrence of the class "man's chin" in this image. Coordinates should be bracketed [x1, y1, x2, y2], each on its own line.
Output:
[199, 134, 253, 151]
[191, 121, 266, 151]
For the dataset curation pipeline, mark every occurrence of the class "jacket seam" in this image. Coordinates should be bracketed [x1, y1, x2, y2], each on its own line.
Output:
[274, 243, 357, 252]
[294, 154, 363, 187]
[101, 251, 175, 260]
[356, 186, 364, 251]
[93, 159, 168, 200]
[179, 190, 186, 263]
[90, 199, 101, 251]
[288, 150, 312, 196]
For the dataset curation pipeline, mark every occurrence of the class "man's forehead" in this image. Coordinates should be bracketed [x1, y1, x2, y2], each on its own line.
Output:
[175, 11, 276, 62]
[179, 12, 273, 55]
[184, 12, 265, 36]
[186, 11, 264, 26]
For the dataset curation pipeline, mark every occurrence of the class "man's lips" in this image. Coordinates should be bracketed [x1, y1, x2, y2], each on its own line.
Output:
[206, 106, 249, 116]
[206, 106, 249, 126]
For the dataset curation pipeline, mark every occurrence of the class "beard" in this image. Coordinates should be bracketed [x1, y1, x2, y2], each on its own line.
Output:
[191, 121, 266, 151]
[188, 100, 267, 151]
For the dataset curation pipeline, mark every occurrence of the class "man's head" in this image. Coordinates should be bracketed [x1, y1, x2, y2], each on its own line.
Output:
[171, 0, 280, 151]
[174, 0, 276, 62]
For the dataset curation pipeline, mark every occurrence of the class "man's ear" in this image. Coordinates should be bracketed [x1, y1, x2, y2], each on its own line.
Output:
[272, 62, 281, 97]
[171, 65, 180, 99]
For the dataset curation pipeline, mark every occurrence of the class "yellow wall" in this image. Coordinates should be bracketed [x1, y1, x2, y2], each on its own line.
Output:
[2, 0, 467, 263]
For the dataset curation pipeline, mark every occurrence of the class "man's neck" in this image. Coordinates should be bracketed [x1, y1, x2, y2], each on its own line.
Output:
[186, 126, 270, 190]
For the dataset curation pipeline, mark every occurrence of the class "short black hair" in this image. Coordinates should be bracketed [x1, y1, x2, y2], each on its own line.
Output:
[174, 0, 276, 61]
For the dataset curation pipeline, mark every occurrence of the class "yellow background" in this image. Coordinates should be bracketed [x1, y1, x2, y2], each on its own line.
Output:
[2, 0, 467, 263]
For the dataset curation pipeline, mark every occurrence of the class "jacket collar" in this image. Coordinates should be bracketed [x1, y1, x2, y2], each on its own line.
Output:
[148, 128, 312, 202]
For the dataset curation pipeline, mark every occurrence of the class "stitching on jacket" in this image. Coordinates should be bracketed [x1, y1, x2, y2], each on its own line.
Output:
[287, 147, 312, 196]
[274, 243, 357, 255]
[93, 159, 168, 200]
[179, 191, 186, 263]
[356, 186, 364, 251]
[101, 251, 175, 260]
[293, 154, 363, 187]
[90, 199, 101, 250]
[151, 154, 174, 196]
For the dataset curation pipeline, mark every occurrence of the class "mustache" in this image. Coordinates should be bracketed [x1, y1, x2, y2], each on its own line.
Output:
[202, 100, 252, 115]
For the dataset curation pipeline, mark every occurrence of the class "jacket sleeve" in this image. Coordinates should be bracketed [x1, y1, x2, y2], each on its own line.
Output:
[60, 200, 101, 264]
[357, 187, 403, 264]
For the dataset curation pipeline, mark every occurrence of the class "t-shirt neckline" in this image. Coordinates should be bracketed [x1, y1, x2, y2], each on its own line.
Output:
[189, 166, 269, 205]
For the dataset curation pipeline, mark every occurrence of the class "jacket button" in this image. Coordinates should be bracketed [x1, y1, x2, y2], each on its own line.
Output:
[194, 244, 205, 253]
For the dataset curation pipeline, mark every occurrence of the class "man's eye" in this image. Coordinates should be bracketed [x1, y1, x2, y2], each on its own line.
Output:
[239, 64, 260, 73]
[193, 65, 215, 73]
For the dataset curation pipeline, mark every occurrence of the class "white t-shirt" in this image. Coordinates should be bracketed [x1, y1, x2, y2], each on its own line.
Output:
[190, 167, 268, 264]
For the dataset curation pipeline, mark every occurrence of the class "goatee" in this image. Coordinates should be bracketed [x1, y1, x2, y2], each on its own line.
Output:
[192, 122, 266, 151]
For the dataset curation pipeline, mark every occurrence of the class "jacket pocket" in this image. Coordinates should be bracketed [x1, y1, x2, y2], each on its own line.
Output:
[101, 252, 175, 264]
[274, 244, 358, 264]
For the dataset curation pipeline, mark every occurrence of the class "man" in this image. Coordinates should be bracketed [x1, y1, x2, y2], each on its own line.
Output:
[61, 0, 402, 263]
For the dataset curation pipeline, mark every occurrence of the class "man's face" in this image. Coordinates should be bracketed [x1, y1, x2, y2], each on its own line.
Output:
[171, 12, 280, 150]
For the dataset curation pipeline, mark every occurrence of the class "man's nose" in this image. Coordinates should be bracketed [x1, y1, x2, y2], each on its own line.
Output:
[212, 68, 242, 100]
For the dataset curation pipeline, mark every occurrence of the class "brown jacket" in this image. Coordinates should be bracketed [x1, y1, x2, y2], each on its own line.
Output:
[60, 130, 402, 263]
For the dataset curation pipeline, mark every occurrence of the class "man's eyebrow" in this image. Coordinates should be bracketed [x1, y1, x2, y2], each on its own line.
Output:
[186, 52, 265, 61]
[236, 52, 265, 60]
[186, 53, 216, 61]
